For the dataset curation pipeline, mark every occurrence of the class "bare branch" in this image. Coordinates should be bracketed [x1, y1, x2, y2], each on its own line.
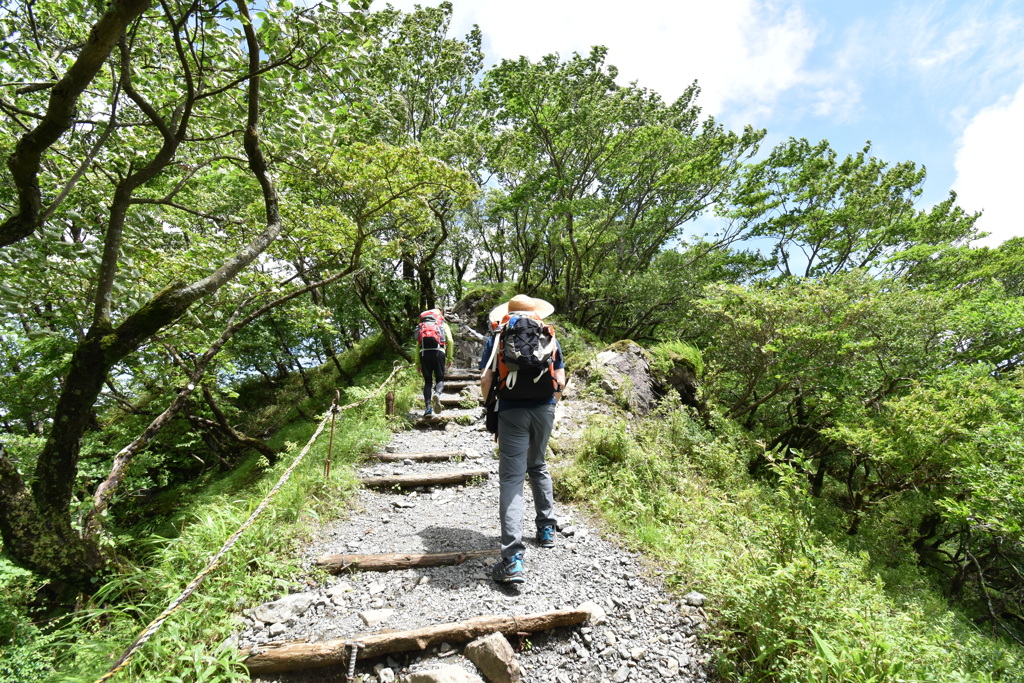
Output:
[14, 82, 57, 95]
[41, 65, 122, 223]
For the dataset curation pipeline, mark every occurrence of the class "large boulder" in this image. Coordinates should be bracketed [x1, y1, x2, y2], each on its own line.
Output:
[575, 341, 659, 414]
[650, 346, 701, 408]
[446, 313, 487, 371]
[570, 340, 702, 415]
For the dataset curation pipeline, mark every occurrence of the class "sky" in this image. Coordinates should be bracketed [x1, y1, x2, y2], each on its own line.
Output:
[377, 0, 1024, 247]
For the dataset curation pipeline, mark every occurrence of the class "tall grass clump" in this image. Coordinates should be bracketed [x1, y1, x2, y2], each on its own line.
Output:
[558, 403, 1024, 682]
[650, 339, 704, 379]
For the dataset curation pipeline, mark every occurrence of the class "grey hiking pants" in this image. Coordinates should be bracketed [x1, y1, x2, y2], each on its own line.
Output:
[497, 404, 557, 559]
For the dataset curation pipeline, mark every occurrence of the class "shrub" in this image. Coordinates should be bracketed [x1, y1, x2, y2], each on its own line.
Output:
[559, 402, 1024, 682]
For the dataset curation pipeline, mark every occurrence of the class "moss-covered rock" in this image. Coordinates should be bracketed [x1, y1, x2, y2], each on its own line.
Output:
[649, 341, 702, 407]
[571, 340, 658, 414]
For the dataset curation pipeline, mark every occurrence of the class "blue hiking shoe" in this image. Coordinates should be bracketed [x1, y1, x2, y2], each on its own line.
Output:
[538, 525, 556, 548]
[423, 406, 433, 417]
[491, 553, 525, 584]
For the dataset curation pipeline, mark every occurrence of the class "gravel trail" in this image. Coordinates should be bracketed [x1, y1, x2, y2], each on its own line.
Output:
[240, 393, 715, 683]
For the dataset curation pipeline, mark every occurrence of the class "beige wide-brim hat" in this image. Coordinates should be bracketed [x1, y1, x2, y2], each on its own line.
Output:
[489, 294, 555, 323]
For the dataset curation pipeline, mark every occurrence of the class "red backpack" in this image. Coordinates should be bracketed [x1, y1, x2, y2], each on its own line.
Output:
[416, 311, 446, 353]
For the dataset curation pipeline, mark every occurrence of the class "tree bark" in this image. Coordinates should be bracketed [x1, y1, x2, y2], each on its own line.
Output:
[314, 548, 499, 573]
[0, 452, 107, 587]
[241, 609, 592, 674]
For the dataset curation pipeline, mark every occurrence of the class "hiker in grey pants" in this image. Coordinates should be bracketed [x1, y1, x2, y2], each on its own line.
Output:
[481, 294, 566, 584]
[497, 404, 558, 558]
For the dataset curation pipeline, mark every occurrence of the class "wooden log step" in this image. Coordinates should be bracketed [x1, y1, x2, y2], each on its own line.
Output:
[314, 548, 499, 573]
[368, 450, 468, 462]
[360, 470, 488, 489]
[241, 608, 593, 674]
[416, 411, 480, 425]
[441, 379, 476, 390]
[440, 394, 473, 407]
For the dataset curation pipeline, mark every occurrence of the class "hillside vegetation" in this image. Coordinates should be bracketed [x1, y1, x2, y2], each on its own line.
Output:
[0, 1, 1022, 680]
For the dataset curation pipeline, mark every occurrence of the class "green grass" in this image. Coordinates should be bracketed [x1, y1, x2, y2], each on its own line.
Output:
[0, 344, 408, 683]
[650, 339, 705, 378]
[555, 402, 1024, 682]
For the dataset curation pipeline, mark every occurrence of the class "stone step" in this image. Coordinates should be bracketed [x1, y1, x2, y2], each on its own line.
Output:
[444, 371, 479, 381]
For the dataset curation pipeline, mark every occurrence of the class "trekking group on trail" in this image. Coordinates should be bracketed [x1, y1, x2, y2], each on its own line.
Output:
[413, 294, 566, 585]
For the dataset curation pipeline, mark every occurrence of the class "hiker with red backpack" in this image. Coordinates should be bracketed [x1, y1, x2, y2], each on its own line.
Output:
[480, 295, 566, 585]
[415, 308, 453, 417]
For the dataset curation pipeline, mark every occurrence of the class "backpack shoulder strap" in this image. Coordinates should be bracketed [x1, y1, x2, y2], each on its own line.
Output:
[486, 328, 502, 372]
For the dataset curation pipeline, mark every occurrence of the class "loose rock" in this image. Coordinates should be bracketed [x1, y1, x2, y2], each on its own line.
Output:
[464, 632, 521, 683]
[405, 665, 484, 683]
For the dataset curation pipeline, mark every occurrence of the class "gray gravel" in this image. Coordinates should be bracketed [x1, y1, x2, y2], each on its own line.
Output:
[239, 403, 715, 682]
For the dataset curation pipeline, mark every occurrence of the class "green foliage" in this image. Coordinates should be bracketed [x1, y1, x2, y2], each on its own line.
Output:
[0, 561, 56, 681]
[558, 402, 1024, 682]
[476, 46, 763, 334]
[700, 271, 953, 426]
[723, 137, 979, 278]
[49, 361, 396, 681]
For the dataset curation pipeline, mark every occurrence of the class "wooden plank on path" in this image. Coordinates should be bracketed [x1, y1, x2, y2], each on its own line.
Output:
[368, 450, 467, 462]
[241, 608, 593, 674]
[444, 368, 478, 377]
[314, 548, 499, 573]
[360, 470, 488, 489]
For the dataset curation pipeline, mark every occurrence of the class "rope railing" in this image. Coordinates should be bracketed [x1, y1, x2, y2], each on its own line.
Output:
[94, 362, 406, 682]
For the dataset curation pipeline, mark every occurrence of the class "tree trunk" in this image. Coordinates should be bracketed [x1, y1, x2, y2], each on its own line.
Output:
[0, 454, 107, 588]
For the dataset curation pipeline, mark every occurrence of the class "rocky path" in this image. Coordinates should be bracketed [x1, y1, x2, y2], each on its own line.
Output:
[237, 373, 714, 682]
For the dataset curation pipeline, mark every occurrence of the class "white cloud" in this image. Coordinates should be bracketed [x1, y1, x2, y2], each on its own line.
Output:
[954, 82, 1024, 246]
[899, 4, 985, 71]
[380, 0, 818, 125]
